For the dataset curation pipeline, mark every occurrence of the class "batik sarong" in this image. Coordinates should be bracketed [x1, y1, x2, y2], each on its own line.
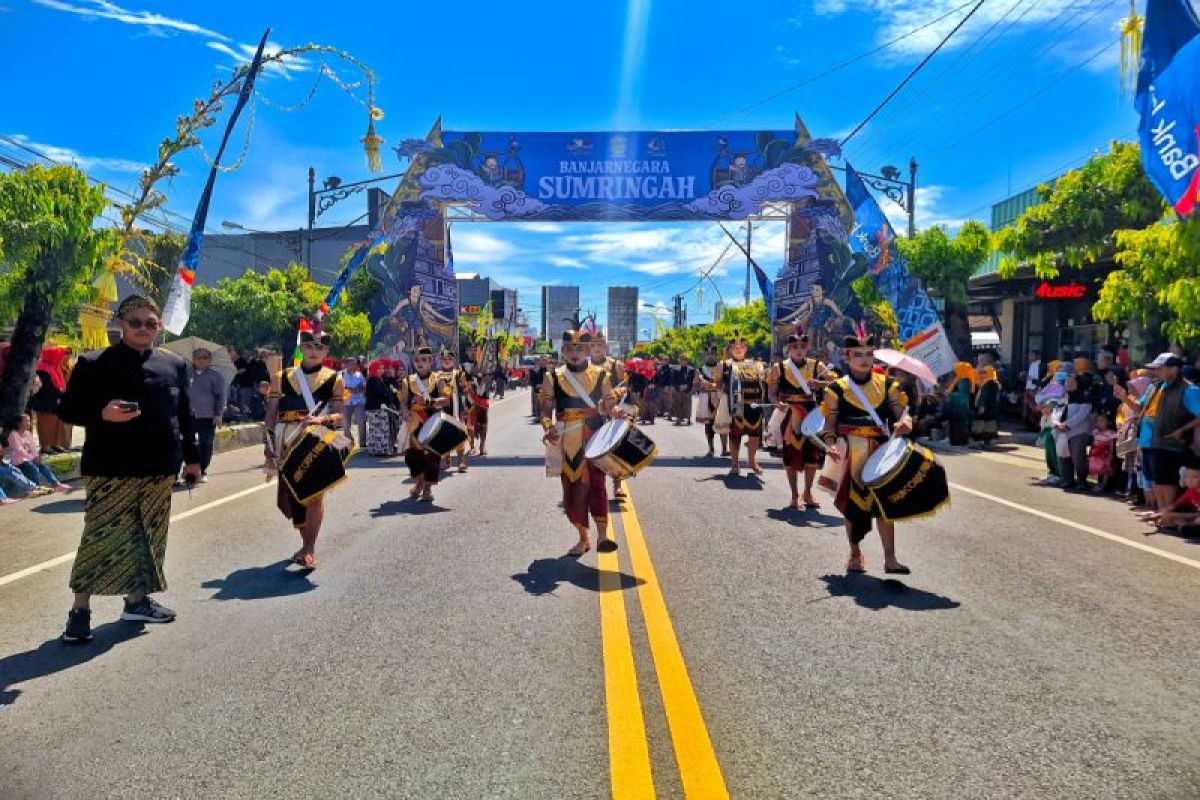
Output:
[69, 475, 174, 595]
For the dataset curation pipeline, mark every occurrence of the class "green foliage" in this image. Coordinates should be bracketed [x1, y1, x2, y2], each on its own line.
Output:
[993, 141, 1165, 278]
[342, 263, 382, 316]
[631, 300, 771, 361]
[188, 264, 323, 352]
[324, 308, 371, 358]
[0, 164, 116, 323]
[1095, 217, 1200, 347]
[899, 220, 991, 304]
[851, 275, 898, 339]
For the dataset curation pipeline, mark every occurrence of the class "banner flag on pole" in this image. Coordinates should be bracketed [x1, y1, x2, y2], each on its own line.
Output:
[162, 29, 271, 335]
[751, 259, 774, 321]
[845, 162, 957, 377]
[1135, 0, 1200, 216]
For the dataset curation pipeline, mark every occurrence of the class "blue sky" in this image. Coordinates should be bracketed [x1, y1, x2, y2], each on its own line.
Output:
[3, 0, 1137, 333]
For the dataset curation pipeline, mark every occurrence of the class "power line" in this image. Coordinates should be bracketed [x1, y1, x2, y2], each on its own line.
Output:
[847, 0, 1038, 157]
[711, 0, 980, 124]
[853, 0, 1117, 167]
[931, 39, 1117, 159]
[840, 0, 988, 147]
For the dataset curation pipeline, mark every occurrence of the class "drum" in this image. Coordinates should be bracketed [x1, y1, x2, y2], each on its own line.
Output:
[860, 438, 950, 522]
[418, 412, 469, 457]
[816, 436, 847, 496]
[584, 419, 658, 479]
[279, 425, 354, 505]
[799, 407, 826, 439]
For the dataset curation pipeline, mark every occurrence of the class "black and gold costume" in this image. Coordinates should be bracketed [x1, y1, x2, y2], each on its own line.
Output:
[821, 371, 906, 541]
[542, 363, 615, 527]
[768, 355, 829, 469]
[274, 364, 345, 527]
[400, 371, 452, 483]
[717, 358, 767, 442]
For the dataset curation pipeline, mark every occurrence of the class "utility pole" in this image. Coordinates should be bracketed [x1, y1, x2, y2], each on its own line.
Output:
[743, 222, 752, 306]
[306, 166, 315, 273]
[908, 157, 918, 240]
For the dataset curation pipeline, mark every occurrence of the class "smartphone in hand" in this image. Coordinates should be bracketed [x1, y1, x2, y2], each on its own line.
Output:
[116, 401, 140, 412]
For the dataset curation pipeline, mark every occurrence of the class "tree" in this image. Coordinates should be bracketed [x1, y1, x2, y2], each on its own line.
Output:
[186, 264, 369, 358]
[899, 220, 991, 359]
[851, 275, 899, 343]
[993, 141, 1165, 278]
[630, 300, 772, 362]
[0, 165, 116, 428]
[1094, 217, 1200, 348]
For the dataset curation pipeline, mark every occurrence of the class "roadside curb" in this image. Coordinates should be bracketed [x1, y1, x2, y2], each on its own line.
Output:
[43, 422, 265, 482]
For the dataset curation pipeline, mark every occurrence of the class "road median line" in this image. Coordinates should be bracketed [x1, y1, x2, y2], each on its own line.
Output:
[621, 489, 729, 799]
[598, 519, 657, 797]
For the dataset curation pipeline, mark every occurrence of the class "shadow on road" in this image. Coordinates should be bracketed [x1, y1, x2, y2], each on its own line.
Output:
[30, 498, 86, 514]
[0, 621, 147, 706]
[369, 499, 449, 517]
[817, 574, 961, 612]
[512, 557, 644, 597]
[201, 560, 317, 601]
[765, 506, 843, 529]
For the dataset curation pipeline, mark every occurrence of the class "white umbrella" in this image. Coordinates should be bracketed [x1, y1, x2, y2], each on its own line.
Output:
[874, 348, 938, 387]
[162, 336, 237, 386]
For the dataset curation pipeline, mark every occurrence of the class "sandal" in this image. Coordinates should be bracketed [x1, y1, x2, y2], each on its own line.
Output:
[290, 550, 306, 565]
[884, 563, 911, 575]
[420, 491, 434, 502]
[846, 555, 866, 573]
[596, 538, 619, 553]
[566, 543, 591, 558]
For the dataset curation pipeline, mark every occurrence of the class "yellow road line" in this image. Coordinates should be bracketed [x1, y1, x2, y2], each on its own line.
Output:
[598, 526, 657, 798]
[621, 490, 729, 799]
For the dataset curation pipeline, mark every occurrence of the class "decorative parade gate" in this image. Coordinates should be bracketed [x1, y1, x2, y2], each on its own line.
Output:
[323, 114, 955, 374]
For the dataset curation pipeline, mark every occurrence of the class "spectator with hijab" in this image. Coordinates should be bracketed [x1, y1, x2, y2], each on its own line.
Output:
[945, 362, 976, 447]
[972, 364, 1001, 448]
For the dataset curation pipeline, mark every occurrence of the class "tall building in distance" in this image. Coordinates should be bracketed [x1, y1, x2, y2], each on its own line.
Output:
[713, 300, 727, 322]
[607, 286, 639, 356]
[541, 285, 580, 344]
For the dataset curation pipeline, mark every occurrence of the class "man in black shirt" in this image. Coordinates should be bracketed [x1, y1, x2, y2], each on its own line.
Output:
[673, 353, 696, 425]
[527, 356, 549, 417]
[56, 295, 201, 643]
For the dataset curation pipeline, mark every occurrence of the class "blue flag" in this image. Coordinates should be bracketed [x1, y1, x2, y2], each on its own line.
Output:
[844, 164, 941, 342]
[751, 259, 774, 320]
[162, 30, 271, 334]
[1135, 0, 1200, 215]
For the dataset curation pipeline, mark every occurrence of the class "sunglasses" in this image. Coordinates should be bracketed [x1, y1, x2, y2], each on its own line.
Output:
[123, 317, 161, 331]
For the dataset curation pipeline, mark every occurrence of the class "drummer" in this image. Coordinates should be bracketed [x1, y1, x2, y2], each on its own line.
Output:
[541, 324, 628, 557]
[263, 326, 346, 570]
[437, 348, 472, 474]
[820, 325, 914, 574]
[767, 326, 830, 510]
[464, 361, 491, 457]
[399, 346, 452, 502]
[590, 332, 632, 499]
[715, 331, 767, 476]
[696, 345, 728, 458]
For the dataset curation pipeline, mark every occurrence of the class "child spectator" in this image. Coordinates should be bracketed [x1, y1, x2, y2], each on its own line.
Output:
[1144, 468, 1200, 534]
[1088, 413, 1117, 494]
[7, 413, 71, 492]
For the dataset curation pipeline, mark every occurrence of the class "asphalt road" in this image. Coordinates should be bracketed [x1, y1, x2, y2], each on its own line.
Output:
[2, 389, 1199, 799]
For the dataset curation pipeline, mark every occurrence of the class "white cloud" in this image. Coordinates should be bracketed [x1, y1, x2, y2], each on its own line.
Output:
[6, 133, 145, 174]
[879, 183, 969, 233]
[547, 255, 587, 270]
[31, 0, 229, 40]
[514, 222, 567, 234]
[207, 40, 314, 80]
[451, 230, 518, 263]
[813, 0, 1083, 56]
[632, 261, 682, 276]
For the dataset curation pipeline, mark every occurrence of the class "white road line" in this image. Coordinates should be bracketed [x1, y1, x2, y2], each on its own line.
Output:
[949, 482, 1200, 571]
[0, 481, 274, 588]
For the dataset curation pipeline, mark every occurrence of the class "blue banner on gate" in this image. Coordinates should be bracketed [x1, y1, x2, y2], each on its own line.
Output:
[422, 130, 839, 221]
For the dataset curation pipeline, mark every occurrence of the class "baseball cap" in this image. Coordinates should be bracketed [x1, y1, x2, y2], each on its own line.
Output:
[1146, 352, 1184, 368]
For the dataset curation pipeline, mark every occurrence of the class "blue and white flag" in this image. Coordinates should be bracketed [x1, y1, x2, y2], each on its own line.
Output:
[1135, 0, 1200, 216]
[162, 30, 271, 334]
